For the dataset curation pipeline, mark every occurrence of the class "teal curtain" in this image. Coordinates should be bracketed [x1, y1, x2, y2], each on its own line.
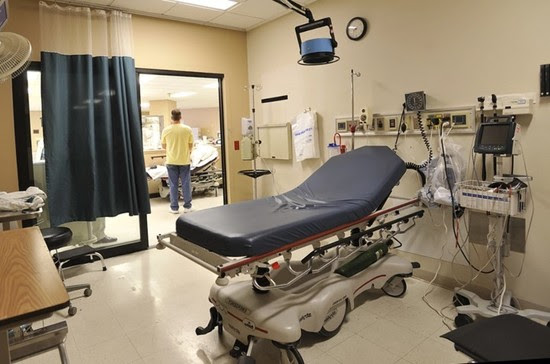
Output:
[41, 52, 150, 225]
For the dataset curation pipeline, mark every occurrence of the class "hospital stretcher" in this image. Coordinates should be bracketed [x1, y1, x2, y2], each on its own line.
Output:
[157, 146, 424, 363]
[146, 143, 222, 197]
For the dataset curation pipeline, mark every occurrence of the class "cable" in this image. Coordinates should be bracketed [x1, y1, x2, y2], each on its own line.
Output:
[405, 162, 426, 186]
[470, 120, 484, 182]
[417, 111, 432, 168]
[260, 158, 281, 195]
[393, 104, 407, 151]
[440, 126, 494, 274]
[421, 241, 447, 326]
[392, 236, 403, 248]
[497, 267, 507, 315]
[504, 141, 533, 279]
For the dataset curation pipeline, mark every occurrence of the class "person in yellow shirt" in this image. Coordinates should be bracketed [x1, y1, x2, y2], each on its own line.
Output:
[161, 109, 194, 213]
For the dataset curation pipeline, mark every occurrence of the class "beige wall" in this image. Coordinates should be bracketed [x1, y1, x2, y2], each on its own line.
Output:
[0, 82, 18, 192]
[0, 0, 39, 192]
[182, 107, 220, 139]
[0, 0, 252, 202]
[133, 14, 252, 202]
[248, 0, 550, 308]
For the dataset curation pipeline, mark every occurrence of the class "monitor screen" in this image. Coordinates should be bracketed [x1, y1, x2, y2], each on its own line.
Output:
[474, 121, 516, 154]
[0, 1, 7, 31]
[479, 123, 511, 146]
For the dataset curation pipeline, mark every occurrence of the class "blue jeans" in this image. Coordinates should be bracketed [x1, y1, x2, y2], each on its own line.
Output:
[166, 164, 192, 210]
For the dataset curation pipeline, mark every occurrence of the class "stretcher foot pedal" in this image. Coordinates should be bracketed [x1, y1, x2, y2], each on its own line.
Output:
[195, 306, 223, 336]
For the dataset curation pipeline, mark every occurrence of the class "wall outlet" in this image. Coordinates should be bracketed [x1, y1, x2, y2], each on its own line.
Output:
[375, 116, 385, 131]
[387, 117, 398, 131]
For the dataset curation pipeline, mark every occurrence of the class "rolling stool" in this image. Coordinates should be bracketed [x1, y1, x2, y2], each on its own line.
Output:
[41, 227, 106, 316]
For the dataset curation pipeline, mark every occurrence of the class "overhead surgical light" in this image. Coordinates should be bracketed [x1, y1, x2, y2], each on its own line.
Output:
[272, 0, 339, 66]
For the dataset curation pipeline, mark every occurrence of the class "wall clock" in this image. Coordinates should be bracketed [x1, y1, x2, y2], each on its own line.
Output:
[346, 17, 368, 41]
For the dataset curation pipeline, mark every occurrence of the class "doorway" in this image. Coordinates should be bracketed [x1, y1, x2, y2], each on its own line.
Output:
[136, 69, 227, 246]
[13, 63, 148, 258]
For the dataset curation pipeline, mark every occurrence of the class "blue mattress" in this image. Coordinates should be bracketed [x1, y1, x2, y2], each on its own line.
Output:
[176, 146, 405, 257]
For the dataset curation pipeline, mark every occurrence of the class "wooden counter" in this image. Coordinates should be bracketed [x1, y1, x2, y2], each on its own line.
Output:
[0, 227, 70, 328]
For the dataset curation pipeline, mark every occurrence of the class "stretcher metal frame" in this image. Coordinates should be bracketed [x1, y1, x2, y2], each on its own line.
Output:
[156, 198, 420, 280]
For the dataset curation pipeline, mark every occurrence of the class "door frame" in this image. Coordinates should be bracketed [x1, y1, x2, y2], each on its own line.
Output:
[135, 67, 228, 205]
[12, 61, 149, 259]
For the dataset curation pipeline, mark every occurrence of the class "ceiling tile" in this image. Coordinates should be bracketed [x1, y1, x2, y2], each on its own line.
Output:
[231, 0, 287, 19]
[209, 12, 263, 30]
[111, 0, 175, 14]
[165, 3, 222, 22]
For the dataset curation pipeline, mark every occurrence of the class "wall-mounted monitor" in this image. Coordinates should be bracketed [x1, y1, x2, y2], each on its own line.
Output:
[474, 119, 516, 155]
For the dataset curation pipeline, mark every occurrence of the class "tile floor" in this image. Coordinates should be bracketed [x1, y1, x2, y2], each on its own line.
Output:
[21, 243, 470, 364]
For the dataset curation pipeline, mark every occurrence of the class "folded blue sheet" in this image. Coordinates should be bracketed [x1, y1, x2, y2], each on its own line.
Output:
[176, 146, 405, 257]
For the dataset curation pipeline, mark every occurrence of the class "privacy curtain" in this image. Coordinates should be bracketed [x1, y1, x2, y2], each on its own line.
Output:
[39, 2, 150, 226]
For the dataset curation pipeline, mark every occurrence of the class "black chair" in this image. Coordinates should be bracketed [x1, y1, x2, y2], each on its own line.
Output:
[41, 227, 106, 316]
[442, 314, 550, 362]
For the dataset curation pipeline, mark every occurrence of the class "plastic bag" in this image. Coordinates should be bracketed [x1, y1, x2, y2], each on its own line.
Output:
[292, 110, 320, 162]
[422, 138, 466, 205]
[0, 187, 46, 212]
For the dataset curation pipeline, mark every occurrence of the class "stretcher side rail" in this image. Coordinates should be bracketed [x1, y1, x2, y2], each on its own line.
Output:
[251, 209, 424, 292]
[301, 209, 424, 264]
[157, 199, 421, 279]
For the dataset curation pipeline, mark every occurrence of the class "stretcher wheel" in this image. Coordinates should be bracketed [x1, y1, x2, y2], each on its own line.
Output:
[282, 348, 304, 364]
[84, 288, 92, 297]
[68, 306, 77, 316]
[382, 276, 407, 297]
[454, 313, 474, 327]
[319, 300, 348, 337]
[273, 341, 304, 364]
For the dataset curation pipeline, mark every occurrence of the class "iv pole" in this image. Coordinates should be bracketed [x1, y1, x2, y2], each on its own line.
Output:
[251, 84, 258, 200]
[238, 84, 271, 200]
[351, 69, 361, 150]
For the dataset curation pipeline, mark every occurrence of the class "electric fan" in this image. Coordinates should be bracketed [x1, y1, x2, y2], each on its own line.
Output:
[0, 0, 32, 83]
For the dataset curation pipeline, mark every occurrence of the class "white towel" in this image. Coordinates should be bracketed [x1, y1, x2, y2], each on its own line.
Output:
[0, 187, 47, 212]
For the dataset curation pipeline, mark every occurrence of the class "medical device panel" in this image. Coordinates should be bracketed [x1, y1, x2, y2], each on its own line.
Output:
[474, 116, 516, 155]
